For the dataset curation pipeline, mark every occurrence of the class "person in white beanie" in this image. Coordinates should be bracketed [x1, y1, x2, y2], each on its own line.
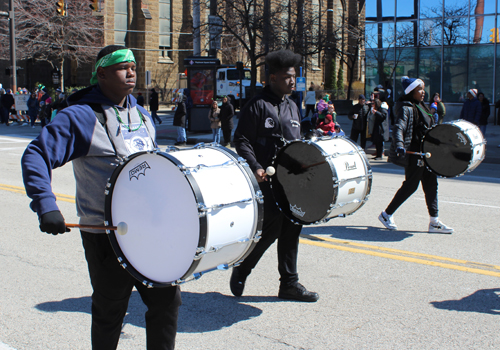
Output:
[378, 76, 453, 234]
[460, 88, 481, 125]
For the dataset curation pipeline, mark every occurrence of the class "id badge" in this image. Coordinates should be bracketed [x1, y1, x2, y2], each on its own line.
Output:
[120, 123, 153, 155]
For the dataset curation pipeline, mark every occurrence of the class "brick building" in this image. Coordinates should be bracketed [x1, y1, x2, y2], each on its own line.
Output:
[0, 0, 364, 104]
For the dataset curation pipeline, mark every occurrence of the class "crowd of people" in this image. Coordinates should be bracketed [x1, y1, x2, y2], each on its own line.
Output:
[0, 85, 66, 128]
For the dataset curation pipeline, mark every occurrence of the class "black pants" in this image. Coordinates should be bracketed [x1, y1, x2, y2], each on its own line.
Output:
[81, 232, 181, 350]
[304, 104, 315, 118]
[236, 185, 301, 286]
[385, 156, 438, 217]
[375, 140, 384, 157]
[350, 128, 366, 149]
[221, 127, 232, 146]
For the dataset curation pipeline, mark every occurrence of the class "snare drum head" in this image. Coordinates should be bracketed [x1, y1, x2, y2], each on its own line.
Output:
[105, 152, 201, 286]
[271, 141, 336, 224]
[422, 123, 473, 177]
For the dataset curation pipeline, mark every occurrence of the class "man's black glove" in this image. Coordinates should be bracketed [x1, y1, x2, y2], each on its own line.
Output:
[39, 210, 70, 235]
[396, 147, 406, 157]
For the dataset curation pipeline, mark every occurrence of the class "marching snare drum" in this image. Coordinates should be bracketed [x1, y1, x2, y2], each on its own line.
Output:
[421, 120, 486, 177]
[104, 144, 263, 287]
[270, 136, 372, 225]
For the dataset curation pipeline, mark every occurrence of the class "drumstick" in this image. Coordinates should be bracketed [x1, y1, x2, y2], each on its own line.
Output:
[66, 222, 128, 235]
[406, 151, 431, 158]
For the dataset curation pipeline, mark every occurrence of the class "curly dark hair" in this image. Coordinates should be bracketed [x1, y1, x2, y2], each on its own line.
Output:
[265, 49, 302, 75]
[96, 45, 128, 61]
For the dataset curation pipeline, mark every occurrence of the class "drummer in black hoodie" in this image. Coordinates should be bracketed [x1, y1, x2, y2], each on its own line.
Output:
[230, 49, 319, 302]
[378, 76, 453, 234]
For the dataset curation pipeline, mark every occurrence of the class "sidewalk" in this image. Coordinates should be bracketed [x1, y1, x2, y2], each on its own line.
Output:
[155, 109, 500, 165]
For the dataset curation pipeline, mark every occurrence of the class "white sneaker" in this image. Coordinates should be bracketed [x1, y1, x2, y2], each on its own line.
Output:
[429, 221, 454, 234]
[378, 212, 397, 230]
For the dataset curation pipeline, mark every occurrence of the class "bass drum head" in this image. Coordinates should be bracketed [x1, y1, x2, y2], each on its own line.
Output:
[271, 141, 336, 224]
[422, 123, 472, 177]
[105, 152, 201, 287]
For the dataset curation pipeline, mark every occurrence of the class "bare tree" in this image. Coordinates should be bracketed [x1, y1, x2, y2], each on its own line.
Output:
[4, 0, 103, 90]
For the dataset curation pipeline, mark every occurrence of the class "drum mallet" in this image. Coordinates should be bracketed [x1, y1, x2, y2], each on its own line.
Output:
[265, 166, 276, 176]
[406, 151, 431, 158]
[66, 222, 128, 235]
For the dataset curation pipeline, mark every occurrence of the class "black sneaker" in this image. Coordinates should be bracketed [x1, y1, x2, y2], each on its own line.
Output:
[174, 141, 186, 146]
[230, 267, 247, 297]
[278, 283, 319, 302]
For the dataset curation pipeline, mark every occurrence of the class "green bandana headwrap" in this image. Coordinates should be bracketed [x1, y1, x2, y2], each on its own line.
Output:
[90, 49, 136, 85]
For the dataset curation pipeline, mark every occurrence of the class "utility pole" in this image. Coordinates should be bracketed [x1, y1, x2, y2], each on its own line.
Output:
[9, 0, 16, 91]
[208, 0, 217, 57]
[193, 0, 201, 56]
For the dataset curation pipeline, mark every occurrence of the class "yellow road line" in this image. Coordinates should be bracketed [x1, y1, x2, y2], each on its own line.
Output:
[0, 184, 75, 203]
[300, 235, 500, 278]
[2, 182, 498, 277]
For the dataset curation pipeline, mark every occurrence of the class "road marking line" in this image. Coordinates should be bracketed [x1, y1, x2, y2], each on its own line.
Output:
[300, 235, 500, 278]
[0, 184, 75, 203]
[415, 197, 500, 209]
[2, 182, 498, 277]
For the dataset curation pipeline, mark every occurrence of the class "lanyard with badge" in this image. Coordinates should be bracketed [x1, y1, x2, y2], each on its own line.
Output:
[113, 106, 154, 155]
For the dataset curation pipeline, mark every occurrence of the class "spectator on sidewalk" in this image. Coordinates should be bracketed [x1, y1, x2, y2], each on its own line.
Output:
[477, 92, 490, 136]
[304, 86, 316, 118]
[460, 89, 481, 125]
[149, 88, 162, 124]
[348, 94, 369, 149]
[219, 96, 235, 147]
[173, 94, 187, 146]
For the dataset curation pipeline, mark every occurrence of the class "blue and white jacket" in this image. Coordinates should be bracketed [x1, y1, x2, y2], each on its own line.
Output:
[21, 85, 156, 232]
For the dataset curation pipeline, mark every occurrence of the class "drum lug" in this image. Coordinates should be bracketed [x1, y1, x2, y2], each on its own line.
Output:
[197, 203, 207, 217]
[237, 157, 249, 165]
[194, 142, 206, 149]
[142, 280, 154, 288]
[194, 247, 205, 260]
[117, 257, 127, 270]
[253, 230, 262, 242]
[255, 190, 264, 204]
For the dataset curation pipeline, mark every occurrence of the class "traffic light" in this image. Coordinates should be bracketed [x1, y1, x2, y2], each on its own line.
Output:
[489, 28, 499, 43]
[56, 0, 66, 16]
[89, 0, 100, 12]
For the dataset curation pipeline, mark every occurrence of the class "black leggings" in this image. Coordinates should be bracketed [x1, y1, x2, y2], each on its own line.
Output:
[385, 156, 438, 217]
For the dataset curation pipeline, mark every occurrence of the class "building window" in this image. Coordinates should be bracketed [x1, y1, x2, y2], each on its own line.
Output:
[159, 0, 172, 59]
[115, 0, 128, 46]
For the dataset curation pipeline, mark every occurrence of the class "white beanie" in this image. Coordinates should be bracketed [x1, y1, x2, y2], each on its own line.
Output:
[401, 76, 424, 95]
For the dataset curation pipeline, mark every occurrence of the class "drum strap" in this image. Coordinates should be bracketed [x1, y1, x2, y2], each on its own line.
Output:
[88, 103, 119, 156]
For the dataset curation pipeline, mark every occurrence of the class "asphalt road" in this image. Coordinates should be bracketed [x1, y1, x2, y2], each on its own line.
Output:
[0, 126, 499, 349]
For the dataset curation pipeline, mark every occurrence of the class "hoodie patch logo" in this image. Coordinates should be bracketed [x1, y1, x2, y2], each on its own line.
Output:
[129, 161, 150, 180]
[265, 118, 275, 128]
[291, 120, 300, 128]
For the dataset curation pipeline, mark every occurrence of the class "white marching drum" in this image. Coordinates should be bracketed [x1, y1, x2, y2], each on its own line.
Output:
[421, 119, 486, 177]
[104, 144, 263, 287]
[271, 136, 372, 225]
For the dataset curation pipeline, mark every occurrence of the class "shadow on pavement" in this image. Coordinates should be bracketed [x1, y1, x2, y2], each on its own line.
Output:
[35, 290, 265, 333]
[302, 225, 415, 242]
[430, 288, 500, 315]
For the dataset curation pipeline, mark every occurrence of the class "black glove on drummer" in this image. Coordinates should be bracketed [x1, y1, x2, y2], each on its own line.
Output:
[396, 147, 406, 157]
[39, 210, 70, 235]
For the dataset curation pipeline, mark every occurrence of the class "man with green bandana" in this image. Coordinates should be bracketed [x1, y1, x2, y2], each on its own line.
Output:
[21, 45, 181, 349]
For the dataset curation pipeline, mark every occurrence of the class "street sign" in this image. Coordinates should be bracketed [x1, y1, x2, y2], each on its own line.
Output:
[296, 77, 306, 92]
